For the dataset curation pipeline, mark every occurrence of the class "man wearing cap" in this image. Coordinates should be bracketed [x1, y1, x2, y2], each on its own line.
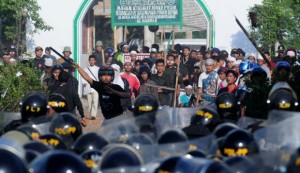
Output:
[115, 44, 129, 64]
[42, 58, 53, 89]
[179, 85, 194, 107]
[130, 50, 137, 66]
[56, 46, 74, 64]
[196, 58, 218, 106]
[33, 46, 45, 70]
[226, 57, 236, 69]
[44, 47, 57, 64]
[92, 40, 104, 67]
[230, 48, 240, 59]
[274, 45, 285, 63]
[257, 54, 271, 80]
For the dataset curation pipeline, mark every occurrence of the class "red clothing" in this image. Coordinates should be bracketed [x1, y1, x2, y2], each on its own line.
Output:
[120, 72, 140, 97]
[218, 85, 238, 95]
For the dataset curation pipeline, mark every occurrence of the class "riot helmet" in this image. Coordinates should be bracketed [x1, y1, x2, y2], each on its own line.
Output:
[215, 93, 239, 121]
[20, 92, 48, 122]
[49, 112, 82, 147]
[39, 133, 67, 150]
[16, 124, 41, 140]
[48, 93, 68, 113]
[133, 93, 159, 117]
[81, 149, 102, 172]
[224, 156, 258, 173]
[220, 129, 259, 157]
[99, 144, 143, 171]
[157, 128, 188, 144]
[190, 106, 220, 131]
[286, 147, 300, 173]
[71, 132, 109, 154]
[250, 67, 267, 81]
[213, 123, 238, 139]
[267, 82, 298, 111]
[29, 150, 89, 173]
[98, 65, 115, 81]
[239, 59, 258, 75]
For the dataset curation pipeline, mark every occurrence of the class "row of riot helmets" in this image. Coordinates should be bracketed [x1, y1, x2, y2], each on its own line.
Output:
[0, 83, 299, 173]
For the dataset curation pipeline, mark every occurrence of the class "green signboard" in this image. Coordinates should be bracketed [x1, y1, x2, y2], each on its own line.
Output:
[111, 0, 183, 27]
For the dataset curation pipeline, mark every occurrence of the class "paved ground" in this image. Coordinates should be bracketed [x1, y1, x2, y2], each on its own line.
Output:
[79, 98, 104, 133]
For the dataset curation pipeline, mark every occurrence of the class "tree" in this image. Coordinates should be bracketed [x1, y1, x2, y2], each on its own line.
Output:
[0, 0, 52, 55]
[248, 0, 300, 51]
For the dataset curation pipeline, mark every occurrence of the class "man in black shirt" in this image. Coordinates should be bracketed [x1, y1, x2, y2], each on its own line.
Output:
[74, 63, 131, 119]
[33, 46, 45, 70]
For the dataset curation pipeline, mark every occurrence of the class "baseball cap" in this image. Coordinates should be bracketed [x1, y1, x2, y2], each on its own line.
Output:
[185, 85, 193, 89]
[44, 58, 53, 67]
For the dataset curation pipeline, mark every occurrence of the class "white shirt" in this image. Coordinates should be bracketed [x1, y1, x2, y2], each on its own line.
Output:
[198, 72, 209, 88]
[260, 64, 271, 80]
[82, 65, 100, 95]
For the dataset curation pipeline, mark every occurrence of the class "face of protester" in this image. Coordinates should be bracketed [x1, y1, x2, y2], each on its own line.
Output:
[156, 53, 163, 59]
[3, 55, 10, 63]
[150, 52, 156, 59]
[135, 63, 141, 71]
[141, 72, 148, 81]
[231, 53, 239, 58]
[205, 52, 211, 59]
[35, 50, 43, 58]
[123, 46, 129, 53]
[248, 56, 255, 63]
[183, 48, 190, 57]
[100, 74, 113, 84]
[205, 64, 213, 73]
[89, 57, 96, 66]
[196, 53, 203, 61]
[264, 53, 272, 62]
[63, 51, 71, 58]
[227, 61, 234, 69]
[219, 73, 226, 81]
[226, 72, 237, 85]
[167, 56, 175, 67]
[233, 64, 240, 73]
[191, 51, 197, 58]
[130, 54, 137, 62]
[185, 88, 192, 96]
[53, 69, 61, 80]
[96, 45, 103, 52]
[156, 62, 165, 73]
[9, 51, 15, 58]
[257, 59, 264, 66]
[45, 66, 52, 74]
[124, 62, 132, 72]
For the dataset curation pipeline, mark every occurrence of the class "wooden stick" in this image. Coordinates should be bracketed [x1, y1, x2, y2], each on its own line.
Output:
[114, 26, 117, 53]
[102, 49, 105, 65]
[173, 55, 181, 107]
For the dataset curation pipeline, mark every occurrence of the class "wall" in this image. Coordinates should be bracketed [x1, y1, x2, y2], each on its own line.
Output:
[203, 0, 262, 54]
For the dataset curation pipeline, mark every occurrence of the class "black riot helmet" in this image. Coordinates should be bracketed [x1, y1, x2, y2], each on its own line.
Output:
[29, 150, 89, 173]
[98, 65, 115, 80]
[133, 93, 159, 117]
[39, 133, 67, 150]
[20, 92, 49, 122]
[215, 93, 239, 121]
[48, 93, 68, 113]
[81, 149, 102, 171]
[157, 128, 188, 144]
[71, 132, 109, 154]
[49, 112, 82, 147]
[0, 148, 27, 173]
[16, 124, 41, 140]
[267, 82, 298, 111]
[220, 129, 259, 157]
[190, 106, 220, 131]
[250, 67, 267, 81]
[99, 144, 143, 171]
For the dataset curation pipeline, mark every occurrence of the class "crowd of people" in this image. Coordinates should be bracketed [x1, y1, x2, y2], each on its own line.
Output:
[1, 41, 300, 172]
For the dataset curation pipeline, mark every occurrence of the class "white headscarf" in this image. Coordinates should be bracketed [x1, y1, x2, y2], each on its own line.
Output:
[111, 64, 124, 89]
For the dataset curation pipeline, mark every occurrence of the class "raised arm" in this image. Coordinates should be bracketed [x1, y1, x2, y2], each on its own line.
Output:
[73, 63, 93, 84]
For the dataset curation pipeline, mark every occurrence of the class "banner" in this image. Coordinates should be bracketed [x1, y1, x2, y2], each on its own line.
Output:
[123, 53, 150, 63]
[111, 0, 183, 27]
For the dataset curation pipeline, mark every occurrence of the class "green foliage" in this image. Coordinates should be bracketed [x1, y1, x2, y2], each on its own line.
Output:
[0, 0, 52, 46]
[249, 0, 300, 50]
[0, 63, 45, 112]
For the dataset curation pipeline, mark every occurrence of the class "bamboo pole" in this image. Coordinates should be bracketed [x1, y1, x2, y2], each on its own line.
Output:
[114, 26, 117, 52]
[173, 54, 181, 107]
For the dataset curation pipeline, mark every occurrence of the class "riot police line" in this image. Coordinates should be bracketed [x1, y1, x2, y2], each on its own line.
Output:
[0, 82, 300, 173]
